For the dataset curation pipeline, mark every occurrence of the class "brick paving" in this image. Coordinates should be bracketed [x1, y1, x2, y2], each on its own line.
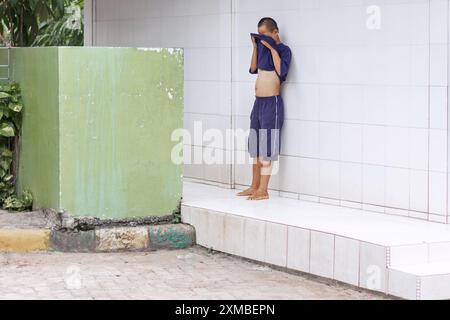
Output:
[0, 246, 390, 300]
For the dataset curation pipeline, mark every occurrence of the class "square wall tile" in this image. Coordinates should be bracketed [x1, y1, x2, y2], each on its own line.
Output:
[429, 171, 447, 216]
[181, 205, 191, 224]
[385, 87, 410, 127]
[341, 123, 362, 162]
[299, 157, 320, 196]
[362, 125, 385, 166]
[388, 269, 418, 300]
[281, 119, 301, 156]
[411, 45, 429, 87]
[319, 160, 340, 200]
[243, 218, 266, 262]
[319, 122, 341, 161]
[430, 0, 449, 44]
[430, 44, 448, 86]
[385, 167, 410, 210]
[287, 227, 310, 273]
[363, 165, 385, 207]
[359, 242, 387, 293]
[207, 211, 225, 251]
[409, 128, 429, 171]
[341, 85, 364, 124]
[420, 275, 450, 300]
[334, 237, 360, 286]
[385, 127, 409, 168]
[319, 85, 340, 122]
[430, 86, 447, 130]
[265, 223, 288, 267]
[408, 86, 429, 128]
[190, 208, 209, 247]
[409, 170, 428, 213]
[298, 121, 320, 158]
[297, 84, 320, 121]
[310, 231, 334, 278]
[278, 156, 300, 194]
[204, 161, 232, 185]
[223, 214, 245, 256]
[340, 162, 362, 203]
[429, 129, 447, 172]
[363, 86, 386, 125]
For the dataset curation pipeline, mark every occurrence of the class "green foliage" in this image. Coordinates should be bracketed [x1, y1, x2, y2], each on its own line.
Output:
[0, 0, 66, 46]
[32, 0, 84, 46]
[0, 82, 32, 211]
[0, 0, 81, 47]
[3, 189, 32, 211]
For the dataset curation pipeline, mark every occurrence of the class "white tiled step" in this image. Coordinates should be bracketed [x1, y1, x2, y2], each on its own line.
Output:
[182, 182, 450, 247]
[389, 242, 450, 266]
[182, 205, 392, 293]
[388, 263, 450, 300]
[182, 182, 450, 299]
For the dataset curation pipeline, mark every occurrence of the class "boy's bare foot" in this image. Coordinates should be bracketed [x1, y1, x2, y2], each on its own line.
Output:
[237, 187, 258, 196]
[247, 190, 269, 200]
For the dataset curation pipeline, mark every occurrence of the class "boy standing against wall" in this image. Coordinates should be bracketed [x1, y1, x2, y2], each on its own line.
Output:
[237, 17, 292, 200]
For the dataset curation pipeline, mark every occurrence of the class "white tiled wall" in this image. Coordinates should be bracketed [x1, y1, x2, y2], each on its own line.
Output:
[86, 0, 450, 222]
[87, 0, 233, 187]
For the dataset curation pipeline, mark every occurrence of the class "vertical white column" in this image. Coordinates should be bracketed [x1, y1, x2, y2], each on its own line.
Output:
[84, 0, 94, 46]
[429, 0, 449, 223]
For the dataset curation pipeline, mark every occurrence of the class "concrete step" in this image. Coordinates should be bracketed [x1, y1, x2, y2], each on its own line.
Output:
[0, 210, 54, 229]
[0, 210, 53, 252]
[389, 242, 450, 267]
[182, 181, 450, 299]
[388, 262, 450, 299]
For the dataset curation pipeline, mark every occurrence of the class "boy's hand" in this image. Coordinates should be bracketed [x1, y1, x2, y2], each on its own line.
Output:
[261, 40, 274, 51]
[251, 35, 257, 48]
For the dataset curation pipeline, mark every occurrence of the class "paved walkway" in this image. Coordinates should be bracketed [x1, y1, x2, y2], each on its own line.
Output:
[0, 246, 390, 300]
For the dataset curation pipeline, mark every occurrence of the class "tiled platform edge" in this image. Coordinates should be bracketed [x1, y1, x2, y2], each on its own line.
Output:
[182, 205, 450, 300]
[0, 224, 195, 253]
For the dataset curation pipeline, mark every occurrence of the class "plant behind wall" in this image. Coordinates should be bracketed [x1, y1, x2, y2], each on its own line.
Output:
[0, 82, 32, 211]
[0, 0, 83, 47]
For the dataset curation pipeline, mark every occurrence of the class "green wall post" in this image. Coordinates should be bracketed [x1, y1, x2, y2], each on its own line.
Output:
[11, 47, 184, 219]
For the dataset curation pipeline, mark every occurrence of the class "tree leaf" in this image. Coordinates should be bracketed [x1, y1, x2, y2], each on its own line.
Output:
[8, 102, 22, 112]
[0, 159, 11, 171]
[0, 123, 15, 137]
[0, 148, 12, 158]
[0, 92, 11, 100]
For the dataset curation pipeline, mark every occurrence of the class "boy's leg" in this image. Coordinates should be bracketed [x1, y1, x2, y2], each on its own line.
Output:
[248, 95, 283, 200]
[237, 99, 261, 196]
[236, 158, 262, 196]
[248, 158, 271, 200]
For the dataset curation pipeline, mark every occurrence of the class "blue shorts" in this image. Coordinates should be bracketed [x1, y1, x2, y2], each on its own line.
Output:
[247, 95, 284, 161]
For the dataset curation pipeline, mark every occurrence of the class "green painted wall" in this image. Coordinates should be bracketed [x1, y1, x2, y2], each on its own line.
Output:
[11, 48, 61, 211]
[11, 47, 183, 218]
[0, 48, 10, 83]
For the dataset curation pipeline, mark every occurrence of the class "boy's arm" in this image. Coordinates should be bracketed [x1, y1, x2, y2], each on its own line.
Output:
[271, 46, 292, 82]
[270, 48, 282, 77]
[249, 36, 258, 74]
[260, 40, 291, 82]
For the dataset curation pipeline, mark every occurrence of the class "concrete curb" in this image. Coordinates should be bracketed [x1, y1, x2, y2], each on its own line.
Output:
[51, 223, 196, 252]
[0, 223, 195, 253]
[0, 229, 50, 253]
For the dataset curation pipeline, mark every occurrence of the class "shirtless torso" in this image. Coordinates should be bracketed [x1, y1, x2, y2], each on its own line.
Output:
[255, 69, 281, 97]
